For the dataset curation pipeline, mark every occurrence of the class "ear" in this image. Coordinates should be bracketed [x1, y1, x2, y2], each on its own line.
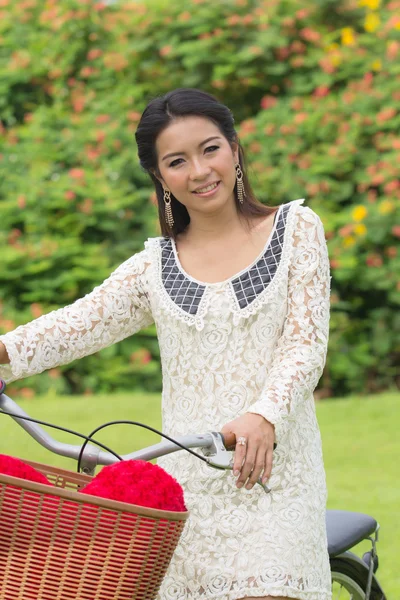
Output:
[231, 141, 239, 164]
[150, 168, 165, 186]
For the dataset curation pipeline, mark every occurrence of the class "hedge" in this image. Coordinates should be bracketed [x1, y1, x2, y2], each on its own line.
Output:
[0, 0, 399, 398]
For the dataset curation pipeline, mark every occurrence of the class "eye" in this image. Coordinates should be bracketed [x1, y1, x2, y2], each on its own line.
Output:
[168, 146, 219, 168]
[169, 158, 183, 168]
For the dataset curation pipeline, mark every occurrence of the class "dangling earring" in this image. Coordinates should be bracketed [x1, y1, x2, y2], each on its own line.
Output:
[235, 162, 245, 204]
[164, 188, 174, 228]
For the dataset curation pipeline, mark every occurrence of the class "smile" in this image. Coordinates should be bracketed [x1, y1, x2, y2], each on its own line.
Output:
[192, 181, 221, 196]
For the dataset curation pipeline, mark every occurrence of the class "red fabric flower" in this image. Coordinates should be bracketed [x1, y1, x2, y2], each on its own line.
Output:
[0, 455, 186, 512]
[0, 454, 53, 486]
[80, 460, 187, 512]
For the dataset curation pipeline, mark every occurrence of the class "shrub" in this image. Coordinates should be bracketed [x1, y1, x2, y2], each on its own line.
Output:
[0, 0, 398, 396]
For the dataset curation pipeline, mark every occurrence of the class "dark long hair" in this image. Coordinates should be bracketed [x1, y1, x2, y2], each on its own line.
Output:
[135, 88, 276, 239]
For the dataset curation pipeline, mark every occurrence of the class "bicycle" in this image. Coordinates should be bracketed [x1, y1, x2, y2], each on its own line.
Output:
[0, 379, 387, 600]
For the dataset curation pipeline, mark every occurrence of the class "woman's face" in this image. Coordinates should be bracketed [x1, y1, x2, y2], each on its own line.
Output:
[154, 115, 239, 216]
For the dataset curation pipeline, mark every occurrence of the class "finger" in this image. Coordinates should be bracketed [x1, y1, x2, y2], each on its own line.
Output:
[236, 446, 257, 489]
[261, 445, 274, 483]
[232, 438, 247, 476]
[245, 447, 267, 489]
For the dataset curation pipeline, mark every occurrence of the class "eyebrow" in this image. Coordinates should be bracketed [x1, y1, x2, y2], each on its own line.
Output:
[161, 136, 222, 161]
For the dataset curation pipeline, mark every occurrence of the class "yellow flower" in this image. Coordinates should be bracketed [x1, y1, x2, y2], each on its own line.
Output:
[343, 236, 356, 248]
[371, 59, 382, 71]
[331, 55, 342, 67]
[341, 27, 356, 46]
[354, 223, 367, 236]
[364, 13, 380, 32]
[378, 200, 395, 215]
[352, 205, 368, 221]
[358, 0, 380, 9]
[325, 43, 339, 52]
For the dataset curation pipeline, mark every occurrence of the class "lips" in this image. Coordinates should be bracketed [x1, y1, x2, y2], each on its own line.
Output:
[192, 181, 221, 194]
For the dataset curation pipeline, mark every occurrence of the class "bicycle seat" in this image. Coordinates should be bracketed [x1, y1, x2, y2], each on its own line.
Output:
[326, 509, 377, 557]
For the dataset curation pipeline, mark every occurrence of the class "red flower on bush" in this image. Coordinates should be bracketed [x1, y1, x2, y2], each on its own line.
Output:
[64, 190, 76, 201]
[377, 107, 396, 123]
[69, 168, 85, 180]
[392, 225, 400, 238]
[300, 27, 321, 43]
[366, 253, 383, 267]
[260, 95, 277, 110]
[313, 85, 330, 98]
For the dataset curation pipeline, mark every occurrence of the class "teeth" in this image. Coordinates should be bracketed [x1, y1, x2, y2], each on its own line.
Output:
[194, 182, 218, 193]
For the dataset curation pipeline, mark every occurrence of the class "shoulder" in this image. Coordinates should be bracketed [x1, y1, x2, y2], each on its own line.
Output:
[110, 239, 163, 279]
[288, 200, 326, 238]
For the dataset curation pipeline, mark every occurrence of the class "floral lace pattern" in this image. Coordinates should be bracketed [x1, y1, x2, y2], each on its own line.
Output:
[0, 199, 332, 600]
[0, 252, 154, 382]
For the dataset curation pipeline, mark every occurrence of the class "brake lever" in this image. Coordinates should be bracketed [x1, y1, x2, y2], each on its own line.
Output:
[202, 431, 272, 494]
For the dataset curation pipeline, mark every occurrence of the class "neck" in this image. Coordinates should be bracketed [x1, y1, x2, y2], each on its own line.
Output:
[183, 197, 247, 243]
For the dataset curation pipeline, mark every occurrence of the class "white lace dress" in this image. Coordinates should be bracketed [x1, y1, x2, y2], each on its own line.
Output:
[0, 199, 332, 600]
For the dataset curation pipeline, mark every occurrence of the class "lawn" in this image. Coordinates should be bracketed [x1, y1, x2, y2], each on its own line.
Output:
[0, 388, 398, 596]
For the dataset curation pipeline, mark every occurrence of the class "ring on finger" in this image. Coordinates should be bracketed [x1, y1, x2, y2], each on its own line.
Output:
[236, 436, 247, 446]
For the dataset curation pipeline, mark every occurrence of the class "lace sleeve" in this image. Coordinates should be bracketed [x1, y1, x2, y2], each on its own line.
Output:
[0, 249, 154, 383]
[248, 206, 331, 441]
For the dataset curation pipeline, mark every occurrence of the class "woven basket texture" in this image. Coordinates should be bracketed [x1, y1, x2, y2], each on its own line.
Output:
[0, 460, 188, 600]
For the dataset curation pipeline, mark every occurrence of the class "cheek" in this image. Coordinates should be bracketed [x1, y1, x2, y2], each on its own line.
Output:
[166, 170, 186, 191]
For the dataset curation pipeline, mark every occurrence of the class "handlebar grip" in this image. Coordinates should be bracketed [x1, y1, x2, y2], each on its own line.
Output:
[219, 431, 236, 450]
[0, 379, 6, 395]
[220, 431, 277, 452]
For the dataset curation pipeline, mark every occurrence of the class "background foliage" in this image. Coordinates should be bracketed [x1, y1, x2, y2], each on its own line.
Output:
[0, 0, 399, 398]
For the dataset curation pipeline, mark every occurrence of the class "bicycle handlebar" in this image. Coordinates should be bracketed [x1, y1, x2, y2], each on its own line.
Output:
[0, 385, 237, 475]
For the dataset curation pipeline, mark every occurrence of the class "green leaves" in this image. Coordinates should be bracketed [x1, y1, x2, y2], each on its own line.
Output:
[0, 0, 398, 397]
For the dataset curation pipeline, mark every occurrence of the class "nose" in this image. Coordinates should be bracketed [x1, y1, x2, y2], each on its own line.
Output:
[189, 158, 211, 181]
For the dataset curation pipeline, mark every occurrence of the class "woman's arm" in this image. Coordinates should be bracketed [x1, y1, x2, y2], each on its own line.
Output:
[0, 249, 154, 383]
[247, 206, 331, 442]
[0, 342, 10, 365]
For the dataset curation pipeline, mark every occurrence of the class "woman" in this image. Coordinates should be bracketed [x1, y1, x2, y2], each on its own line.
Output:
[0, 88, 332, 600]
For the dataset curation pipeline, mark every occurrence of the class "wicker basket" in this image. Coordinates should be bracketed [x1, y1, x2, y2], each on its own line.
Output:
[0, 460, 189, 600]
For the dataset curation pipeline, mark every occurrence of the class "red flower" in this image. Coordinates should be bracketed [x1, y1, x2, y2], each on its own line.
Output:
[30, 303, 43, 318]
[386, 41, 399, 60]
[294, 112, 308, 124]
[376, 107, 396, 123]
[366, 254, 383, 267]
[128, 111, 141, 121]
[386, 246, 397, 258]
[384, 180, 400, 194]
[95, 114, 110, 124]
[78, 198, 93, 214]
[87, 48, 103, 60]
[64, 190, 76, 201]
[0, 455, 52, 484]
[313, 85, 330, 98]
[80, 460, 187, 512]
[300, 27, 321, 43]
[17, 195, 26, 208]
[69, 168, 85, 179]
[296, 8, 310, 19]
[160, 45, 172, 57]
[276, 47, 290, 60]
[330, 259, 340, 269]
[260, 95, 277, 110]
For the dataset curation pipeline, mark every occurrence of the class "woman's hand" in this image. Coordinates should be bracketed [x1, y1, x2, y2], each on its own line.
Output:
[220, 413, 275, 490]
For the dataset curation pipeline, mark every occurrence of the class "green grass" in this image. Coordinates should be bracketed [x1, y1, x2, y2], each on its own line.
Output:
[0, 389, 399, 596]
[319, 390, 399, 598]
